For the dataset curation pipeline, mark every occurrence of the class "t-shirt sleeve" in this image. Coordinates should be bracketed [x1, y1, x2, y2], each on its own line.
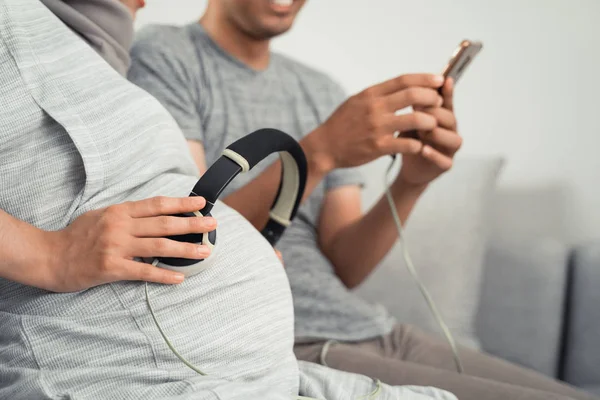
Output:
[326, 166, 365, 190]
[128, 30, 204, 142]
[321, 78, 366, 191]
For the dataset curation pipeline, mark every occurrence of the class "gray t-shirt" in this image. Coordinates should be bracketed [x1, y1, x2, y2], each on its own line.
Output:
[128, 23, 396, 342]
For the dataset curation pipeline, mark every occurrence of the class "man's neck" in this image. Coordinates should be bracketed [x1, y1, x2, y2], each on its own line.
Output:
[199, 16, 270, 71]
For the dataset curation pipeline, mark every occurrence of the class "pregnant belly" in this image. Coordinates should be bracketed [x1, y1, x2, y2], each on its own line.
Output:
[0, 203, 298, 395]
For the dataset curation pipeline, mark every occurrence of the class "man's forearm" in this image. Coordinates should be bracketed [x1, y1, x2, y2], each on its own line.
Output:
[323, 179, 427, 289]
[223, 128, 333, 230]
[0, 210, 54, 287]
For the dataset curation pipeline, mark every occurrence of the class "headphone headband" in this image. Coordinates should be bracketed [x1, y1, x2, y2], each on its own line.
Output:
[152, 128, 307, 275]
[191, 128, 307, 244]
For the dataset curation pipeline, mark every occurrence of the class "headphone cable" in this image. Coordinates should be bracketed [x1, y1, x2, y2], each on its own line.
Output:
[383, 157, 464, 374]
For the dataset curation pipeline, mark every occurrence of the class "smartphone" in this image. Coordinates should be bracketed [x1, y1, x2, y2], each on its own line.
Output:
[442, 40, 483, 85]
[398, 39, 483, 140]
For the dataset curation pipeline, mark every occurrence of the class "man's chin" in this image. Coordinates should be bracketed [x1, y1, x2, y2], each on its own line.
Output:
[250, 20, 294, 40]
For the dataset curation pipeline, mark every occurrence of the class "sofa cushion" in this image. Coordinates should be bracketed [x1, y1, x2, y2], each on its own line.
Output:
[476, 238, 569, 377]
[563, 244, 600, 387]
[356, 156, 504, 348]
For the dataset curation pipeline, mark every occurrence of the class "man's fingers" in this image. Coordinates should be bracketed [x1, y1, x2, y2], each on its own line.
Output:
[441, 77, 454, 111]
[422, 145, 454, 171]
[421, 106, 457, 131]
[369, 74, 445, 96]
[387, 111, 438, 133]
[127, 196, 207, 218]
[133, 215, 217, 237]
[118, 260, 185, 285]
[134, 238, 212, 260]
[378, 136, 423, 156]
[421, 128, 463, 156]
[384, 87, 443, 112]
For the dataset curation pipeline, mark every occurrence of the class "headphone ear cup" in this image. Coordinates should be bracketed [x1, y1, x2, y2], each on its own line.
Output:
[154, 211, 216, 267]
[205, 223, 217, 249]
[198, 211, 217, 250]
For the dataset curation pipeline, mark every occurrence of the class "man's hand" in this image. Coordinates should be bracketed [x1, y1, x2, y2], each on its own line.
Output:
[317, 78, 463, 288]
[396, 78, 462, 188]
[43, 196, 217, 293]
[304, 74, 445, 172]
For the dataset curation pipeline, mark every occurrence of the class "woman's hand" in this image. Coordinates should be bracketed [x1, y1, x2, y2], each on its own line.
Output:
[42, 196, 216, 292]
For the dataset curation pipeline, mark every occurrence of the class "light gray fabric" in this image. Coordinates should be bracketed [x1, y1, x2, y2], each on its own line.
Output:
[356, 157, 504, 348]
[39, 0, 133, 76]
[475, 238, 570, 377]
[0, 2, 458, 399]
[0, 0, 298, 397]
[128, 23, 396, 343]
[298, 361, 458, 400]
[563, 244, 600, 387]
[0, 1, 195, 230]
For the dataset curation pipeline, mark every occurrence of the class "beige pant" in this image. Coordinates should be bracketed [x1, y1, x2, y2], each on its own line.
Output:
[295, 324, 598, 400]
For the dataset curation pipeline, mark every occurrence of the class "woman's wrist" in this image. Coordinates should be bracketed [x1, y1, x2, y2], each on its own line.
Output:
[0, 214, 59, 289]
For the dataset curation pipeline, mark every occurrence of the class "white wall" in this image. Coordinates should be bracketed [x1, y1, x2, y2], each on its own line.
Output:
[135, 0, 600, 243]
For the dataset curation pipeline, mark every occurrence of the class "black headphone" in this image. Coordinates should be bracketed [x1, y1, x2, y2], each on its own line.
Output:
[148, 128, 307, 277]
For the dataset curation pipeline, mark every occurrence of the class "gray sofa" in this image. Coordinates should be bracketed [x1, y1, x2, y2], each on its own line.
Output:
[472, 172, 600, 394]
[477, 241, 600, 395]
[355, 157, 600, 396]
[358, 235, 600, 396]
